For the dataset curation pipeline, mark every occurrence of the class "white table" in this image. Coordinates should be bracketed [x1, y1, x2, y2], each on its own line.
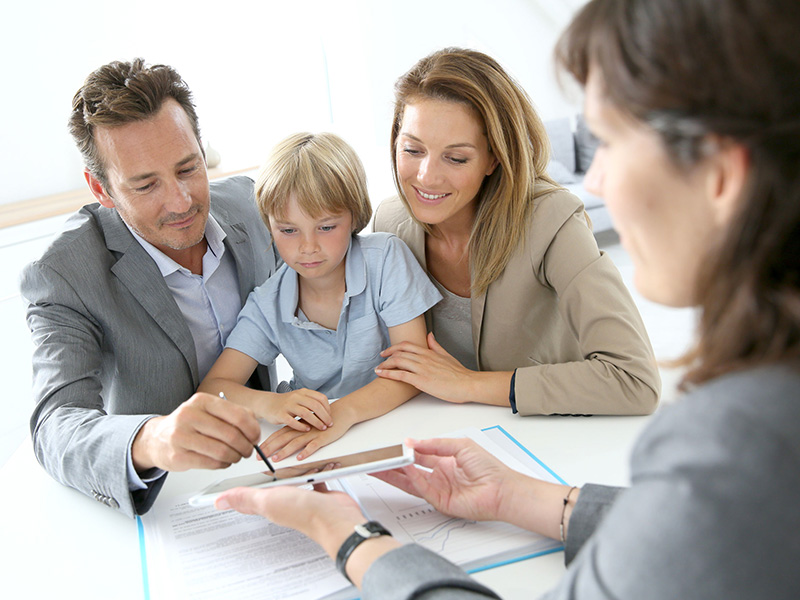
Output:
[0, 394, 650, 599]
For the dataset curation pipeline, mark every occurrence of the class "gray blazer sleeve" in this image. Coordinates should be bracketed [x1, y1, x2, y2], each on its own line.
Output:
[354, 368, 800, 600]
[539, 367, 800, 600]
[20, 176, 276, 518]
[563, 484, 623, 565]
[21, 238, 178, 517]
[363, 545, 500, 600]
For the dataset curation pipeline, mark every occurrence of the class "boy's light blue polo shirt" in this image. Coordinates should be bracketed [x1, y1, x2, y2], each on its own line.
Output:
[225, 232, 441, 398]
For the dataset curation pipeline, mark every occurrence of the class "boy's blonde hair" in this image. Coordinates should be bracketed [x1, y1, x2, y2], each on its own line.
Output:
[255, 132, 372, 233]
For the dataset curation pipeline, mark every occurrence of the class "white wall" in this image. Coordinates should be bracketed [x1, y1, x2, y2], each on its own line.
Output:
[0, 0, 586, 207]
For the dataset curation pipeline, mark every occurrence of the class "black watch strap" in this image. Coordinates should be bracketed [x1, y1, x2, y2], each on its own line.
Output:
[335, 521, 392, 582]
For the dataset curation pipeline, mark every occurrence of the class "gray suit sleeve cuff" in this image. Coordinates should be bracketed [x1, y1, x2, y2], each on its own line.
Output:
[565, 483, 624, 564]
[126, 416, 168, 515]
[363, 544, 500, 600]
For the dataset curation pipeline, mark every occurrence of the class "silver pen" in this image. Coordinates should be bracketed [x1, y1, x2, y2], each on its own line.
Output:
[219, 392, 275, 473]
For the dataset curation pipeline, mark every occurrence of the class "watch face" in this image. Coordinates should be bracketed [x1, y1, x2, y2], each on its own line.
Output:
[337, 521, 392, 582]
[355, 521, 391, 538]
[355, 522, 379, 538]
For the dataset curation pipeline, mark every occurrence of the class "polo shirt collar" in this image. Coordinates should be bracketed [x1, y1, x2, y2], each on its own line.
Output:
[278, 235, 366, 324]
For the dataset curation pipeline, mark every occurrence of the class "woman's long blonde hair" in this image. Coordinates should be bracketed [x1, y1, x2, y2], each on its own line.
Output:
[390, 47, 560, 294]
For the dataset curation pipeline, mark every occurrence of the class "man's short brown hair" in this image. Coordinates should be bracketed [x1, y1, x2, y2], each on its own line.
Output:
[69, 58, 202, 192]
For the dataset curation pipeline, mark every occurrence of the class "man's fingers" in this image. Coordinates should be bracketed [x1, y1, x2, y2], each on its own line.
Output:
[198, 393, 261, 443]
[169, 397, 259, 464]
[188, 412, 258, 461]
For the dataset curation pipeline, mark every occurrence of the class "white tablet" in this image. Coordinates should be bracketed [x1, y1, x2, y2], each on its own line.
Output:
[189, 443, 414, 506]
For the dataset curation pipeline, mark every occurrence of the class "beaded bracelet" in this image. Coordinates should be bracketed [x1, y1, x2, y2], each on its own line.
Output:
[559, 486, 578, 544]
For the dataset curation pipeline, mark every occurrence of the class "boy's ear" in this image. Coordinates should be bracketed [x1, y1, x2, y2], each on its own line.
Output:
[85, 170, 116, 209]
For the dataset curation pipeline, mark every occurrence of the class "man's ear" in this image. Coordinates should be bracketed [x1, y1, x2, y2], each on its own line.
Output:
[706, 140, 750, 227]
[84, 170, 115, 209]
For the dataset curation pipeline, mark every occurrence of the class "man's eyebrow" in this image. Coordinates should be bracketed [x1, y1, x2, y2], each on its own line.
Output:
[176, 153, 201, 168]
[126, 153, 201, 183]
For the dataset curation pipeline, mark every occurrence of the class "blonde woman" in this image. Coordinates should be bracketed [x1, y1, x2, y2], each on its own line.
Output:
[373, 47, 660, 416]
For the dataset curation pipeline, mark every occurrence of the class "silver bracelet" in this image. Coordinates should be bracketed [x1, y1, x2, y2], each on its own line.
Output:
[559, 486, 578, 544]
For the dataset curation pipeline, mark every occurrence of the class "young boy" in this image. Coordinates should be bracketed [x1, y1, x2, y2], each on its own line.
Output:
[199, 132, 441, 462]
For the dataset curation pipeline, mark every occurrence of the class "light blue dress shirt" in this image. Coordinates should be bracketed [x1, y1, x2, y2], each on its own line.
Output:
[125, 214, 242, 489]
[226, 233, 441, 398]
[128, 215, 242, 380]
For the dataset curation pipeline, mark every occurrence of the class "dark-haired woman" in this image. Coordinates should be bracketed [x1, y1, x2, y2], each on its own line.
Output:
[213, 1, 800, 598]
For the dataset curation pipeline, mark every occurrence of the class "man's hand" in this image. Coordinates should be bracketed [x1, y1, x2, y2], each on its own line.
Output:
[132, 392, 261, 473]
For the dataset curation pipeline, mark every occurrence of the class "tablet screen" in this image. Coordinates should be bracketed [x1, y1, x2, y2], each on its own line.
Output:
[190, 443, 410, 505]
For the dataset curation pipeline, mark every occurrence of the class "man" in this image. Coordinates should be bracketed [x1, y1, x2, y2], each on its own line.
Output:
[19, 59, 279, 517]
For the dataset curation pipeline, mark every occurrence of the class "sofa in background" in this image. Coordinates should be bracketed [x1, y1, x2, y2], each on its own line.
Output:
[544, 114, 613, 235]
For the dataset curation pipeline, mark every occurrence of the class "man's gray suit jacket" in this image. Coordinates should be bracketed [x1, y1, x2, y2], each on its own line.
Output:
[20, 176, 279, 517]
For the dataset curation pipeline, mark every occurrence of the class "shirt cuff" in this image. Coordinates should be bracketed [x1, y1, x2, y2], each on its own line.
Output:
[126, 418, 166, 491]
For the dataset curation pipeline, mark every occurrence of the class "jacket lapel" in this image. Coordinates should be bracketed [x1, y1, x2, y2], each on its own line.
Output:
[397, 217, 435, 331]
[471, 287, 487, 370]
[100, 208, 200, 386]
[398, 214, 487, 363]
[219, 219, 256, 304]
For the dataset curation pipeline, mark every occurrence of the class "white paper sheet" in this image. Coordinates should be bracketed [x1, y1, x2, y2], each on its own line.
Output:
[139, 426, 563, 598]
[141, 496, 352, 600]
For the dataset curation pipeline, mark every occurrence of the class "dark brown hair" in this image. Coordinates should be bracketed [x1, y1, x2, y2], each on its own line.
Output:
[391, 47, 560, 294]
[69, 58, 201, 192]
[556, 0, 800, 385]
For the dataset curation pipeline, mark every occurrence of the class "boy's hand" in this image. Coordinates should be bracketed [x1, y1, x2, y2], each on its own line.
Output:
[261, 388, 332, 432]
[260, 402, 355, 461]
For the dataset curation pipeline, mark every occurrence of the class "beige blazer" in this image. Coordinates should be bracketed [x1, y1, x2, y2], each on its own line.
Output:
[373, 189, 660, 415]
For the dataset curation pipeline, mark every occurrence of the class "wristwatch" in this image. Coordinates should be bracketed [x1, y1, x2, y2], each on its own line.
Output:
[335, 521, 392, 582]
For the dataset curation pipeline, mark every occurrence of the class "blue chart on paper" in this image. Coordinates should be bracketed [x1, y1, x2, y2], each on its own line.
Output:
[397, 508, 477, 553]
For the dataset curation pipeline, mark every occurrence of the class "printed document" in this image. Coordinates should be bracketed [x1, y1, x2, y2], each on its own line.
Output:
[138, 426, 564, 599]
